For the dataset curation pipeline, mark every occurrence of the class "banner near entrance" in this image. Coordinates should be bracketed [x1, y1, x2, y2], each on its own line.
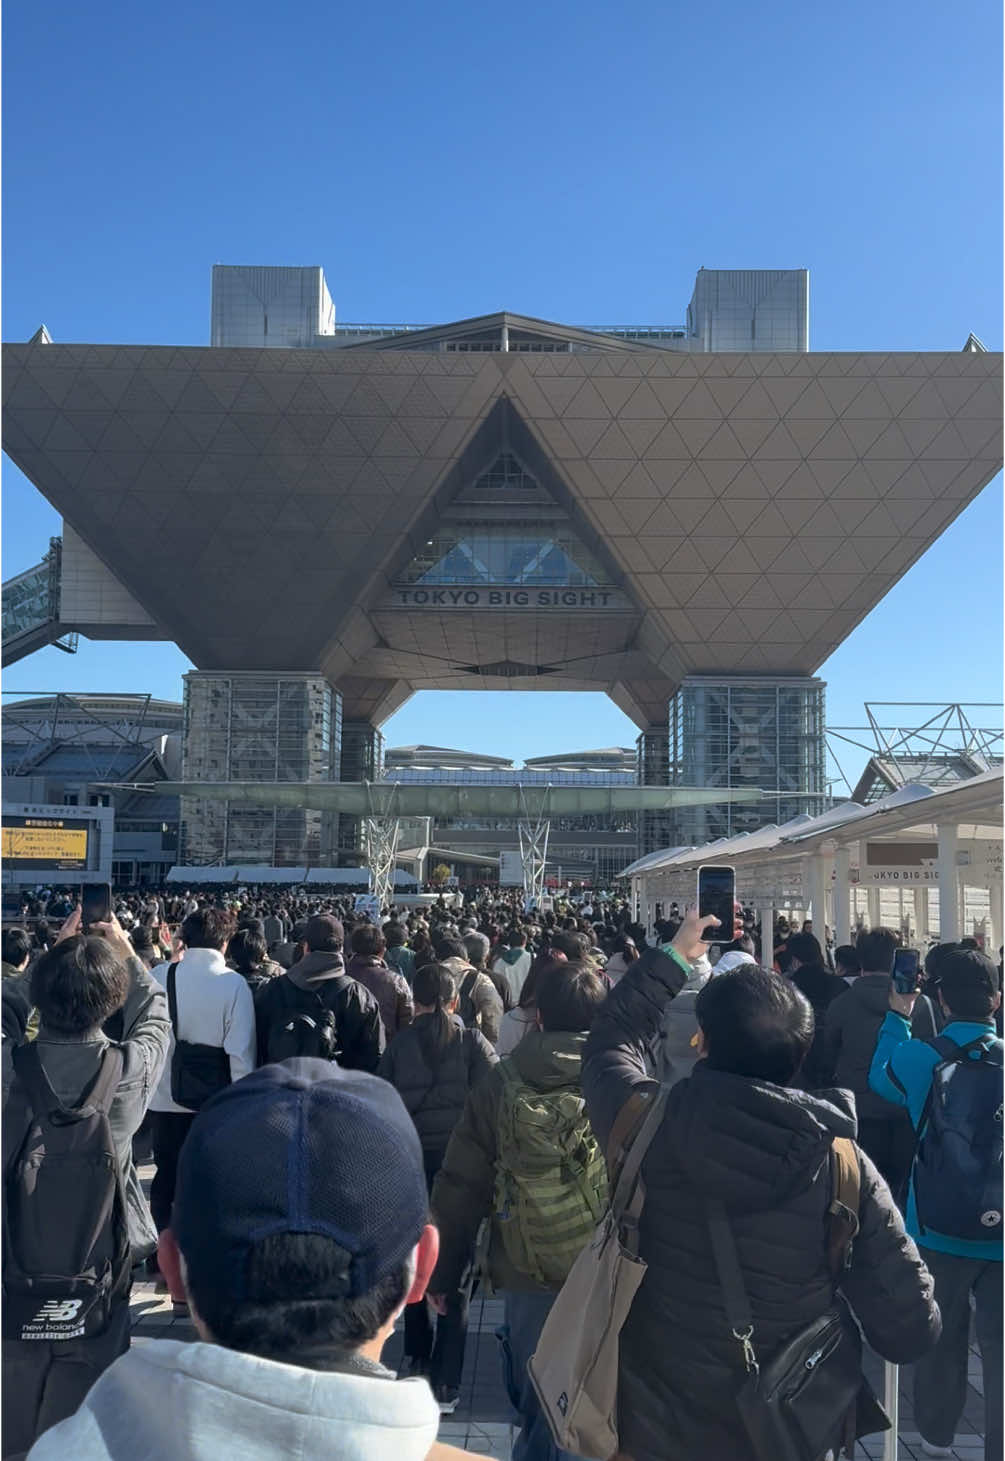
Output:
[859, 841, 938, 884]
[856, 840, 1003, 884]
[1, 815, 89, 871]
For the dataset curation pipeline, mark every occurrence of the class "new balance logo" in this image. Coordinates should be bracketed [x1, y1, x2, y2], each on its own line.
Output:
[32, 1299, 83, 1323]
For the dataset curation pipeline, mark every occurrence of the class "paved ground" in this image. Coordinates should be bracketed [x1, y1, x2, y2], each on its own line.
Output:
[131, 1162, 987, 1460]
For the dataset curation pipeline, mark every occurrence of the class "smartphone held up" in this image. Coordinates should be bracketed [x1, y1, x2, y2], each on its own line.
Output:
[891, 948, 921, 995]
[697, 865, 738, 943]
[81, 883, 112, 932]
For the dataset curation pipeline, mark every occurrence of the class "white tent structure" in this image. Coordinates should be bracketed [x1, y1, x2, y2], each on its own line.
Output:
[623, 768, 1003, 952]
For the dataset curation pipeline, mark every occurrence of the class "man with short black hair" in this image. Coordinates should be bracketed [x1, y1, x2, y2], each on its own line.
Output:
[870, 947, 1003, 1460]
[254, 914, 383, 1072]
[24, 1060, 481, 1461]
[430, 962, 608, 1461]
[348, 923, 413, 1039]
[823, 926, 937, 1188]
[2, 926, 32, 980]
[582, 911, 941, 1461]
[147, 907, 255, 1240]
[835, 944, 862, 984]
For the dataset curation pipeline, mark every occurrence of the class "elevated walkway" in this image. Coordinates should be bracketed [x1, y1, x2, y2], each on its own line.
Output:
[104, 780, 768, 817]
[2, 538, 77, 667]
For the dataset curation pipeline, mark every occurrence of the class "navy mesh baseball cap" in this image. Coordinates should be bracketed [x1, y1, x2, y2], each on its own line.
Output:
[172, 1060, 428, 1303]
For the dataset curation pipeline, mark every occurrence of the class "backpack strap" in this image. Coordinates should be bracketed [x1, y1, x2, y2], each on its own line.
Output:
[605, 1083, 659, 1177]
[827, 1136, 861, 1278]
[166, 962, 180, 1037]
[610, 1084, 669, 1256]
[929, 1033, 997, 1062]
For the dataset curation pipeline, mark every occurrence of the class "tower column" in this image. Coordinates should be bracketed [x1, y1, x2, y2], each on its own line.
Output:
[180, 671, 339, 868]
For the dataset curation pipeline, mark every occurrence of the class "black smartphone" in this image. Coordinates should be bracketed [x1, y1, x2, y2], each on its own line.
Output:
[81, 882, 112, 931]
[697, 865, 736, 941]
[892, 948, 921, 994]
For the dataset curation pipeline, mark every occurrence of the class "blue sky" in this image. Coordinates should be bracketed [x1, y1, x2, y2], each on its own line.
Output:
[3, 0, 1002, 784]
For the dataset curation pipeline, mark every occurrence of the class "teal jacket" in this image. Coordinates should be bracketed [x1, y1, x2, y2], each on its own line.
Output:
[869, 1012, 1002, 1260]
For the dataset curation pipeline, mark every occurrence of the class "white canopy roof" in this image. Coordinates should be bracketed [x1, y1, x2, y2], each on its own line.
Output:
[622, 769, 1004, 879]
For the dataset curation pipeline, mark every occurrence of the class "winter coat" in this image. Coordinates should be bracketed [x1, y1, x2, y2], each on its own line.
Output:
[379, 1012, 497, 1162]
[254, 950, 385, 1072]
[430, 1029, 592, 1294]
[346, 954, 413, 1040]
[870, 1012, 1004, 1260]
[440, 957, 503, 1046]
[3, 956, 170, 1262]
[789, 962, 847, 1088]
[823, 973, 937, 1122]
[385, 944, 416, 987]
[583, 948, 942, 1461]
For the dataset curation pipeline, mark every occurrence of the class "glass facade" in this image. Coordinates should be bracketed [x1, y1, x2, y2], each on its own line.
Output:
[662, 677, 827, 851]
[211, 266, 335, 348]
[397, 453, 615, 590]
[180, 673, 338, 866]
[686, 269, 809, 352]
[337, 722, 385, 856]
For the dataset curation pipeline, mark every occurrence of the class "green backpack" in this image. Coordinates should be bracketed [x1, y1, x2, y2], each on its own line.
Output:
[493, 1062, 609, 1286]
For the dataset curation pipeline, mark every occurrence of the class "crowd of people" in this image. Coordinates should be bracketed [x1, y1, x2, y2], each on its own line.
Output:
[1, 881, 1001, 1461]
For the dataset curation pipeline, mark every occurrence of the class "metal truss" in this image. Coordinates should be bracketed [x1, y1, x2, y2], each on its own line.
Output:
[2, 690, 157, 779]
[825, 703, 1003, 800]
[517, 784, 551, 901]
[362, 782, 401, 912]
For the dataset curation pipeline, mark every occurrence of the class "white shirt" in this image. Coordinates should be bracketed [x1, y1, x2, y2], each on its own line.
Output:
[148, 949, 256, 1114]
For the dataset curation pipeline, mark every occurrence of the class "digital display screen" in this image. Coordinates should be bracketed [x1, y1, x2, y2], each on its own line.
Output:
[2, 817, 90, 871]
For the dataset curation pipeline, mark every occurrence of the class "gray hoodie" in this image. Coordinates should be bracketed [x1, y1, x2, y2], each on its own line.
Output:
[25, 1339, 441, 1461]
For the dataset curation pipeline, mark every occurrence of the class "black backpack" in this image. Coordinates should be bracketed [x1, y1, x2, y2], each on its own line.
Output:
[913, 1033, 1004, 1241]
[3, 1042, 130, 1341]
[265, 980, 343, 1064]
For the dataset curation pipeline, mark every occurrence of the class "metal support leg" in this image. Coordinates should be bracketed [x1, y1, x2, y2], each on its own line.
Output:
[882, 1361, 899, 1461]
[363, 783, 400, 913]
[517, 785, 550, 904]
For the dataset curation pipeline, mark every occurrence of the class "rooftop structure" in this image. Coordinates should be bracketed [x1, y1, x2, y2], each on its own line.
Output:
[208, 265, 808, 354]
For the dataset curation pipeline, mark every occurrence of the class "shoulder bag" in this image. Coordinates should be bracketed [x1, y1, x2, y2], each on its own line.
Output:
[707, 1136, 889, 1461]
[527, 1083, 669, 1459]
[167, 963, 232, 1111]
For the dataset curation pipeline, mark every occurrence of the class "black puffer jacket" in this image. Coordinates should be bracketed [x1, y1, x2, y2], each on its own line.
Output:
[584, 949, 941, 1461]
[379, 1012, 497, 1161]
[254, 950, 385, 1072]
